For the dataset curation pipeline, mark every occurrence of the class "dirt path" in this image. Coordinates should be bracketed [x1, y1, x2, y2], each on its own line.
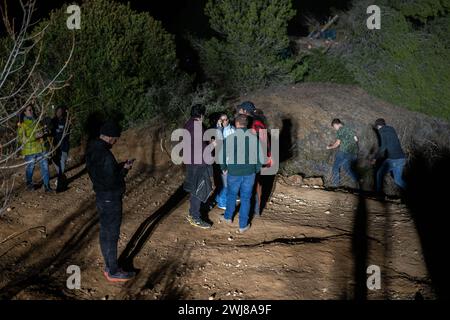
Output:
[0, 161, 433, 300]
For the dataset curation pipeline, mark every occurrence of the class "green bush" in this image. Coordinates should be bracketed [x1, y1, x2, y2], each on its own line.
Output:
[34, 0, 189, 142]
[339, 0, 450, 121]
[303, 50, 356, 84]
[391, 0, 450, 22]
[196, 0, 307, 94]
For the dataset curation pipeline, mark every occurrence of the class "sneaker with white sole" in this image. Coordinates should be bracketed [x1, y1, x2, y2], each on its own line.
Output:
[238, 224, 251, 233]
[103, 268, 135, 282]
[186, 215, 212, 229]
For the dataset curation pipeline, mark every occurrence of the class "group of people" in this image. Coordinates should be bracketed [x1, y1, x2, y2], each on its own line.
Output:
[82, 101, 271, 282]
[183, 102, 271, 233]
[17, 104, 70, 193]
[17, 100, 407, 283]
[327, 118, 407, 194]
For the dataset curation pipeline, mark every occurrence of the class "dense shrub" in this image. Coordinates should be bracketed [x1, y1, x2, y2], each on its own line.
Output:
[338, 0, 450, 121]
[303, 49, 356, 84]
[196, 0, 307, 94]
[34, 0, 189, 142]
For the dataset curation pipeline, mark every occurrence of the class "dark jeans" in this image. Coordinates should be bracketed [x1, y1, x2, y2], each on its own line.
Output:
[376, 158, 407, 193]
[332, 151, 358, 187]
[189, 194, 202, 220]
[96, 193, 122, 274]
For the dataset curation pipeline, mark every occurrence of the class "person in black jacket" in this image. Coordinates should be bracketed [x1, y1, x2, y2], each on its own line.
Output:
[86, 121, 135, 282]
[372, 118, 407, 193]
[51, 106, 70, 192]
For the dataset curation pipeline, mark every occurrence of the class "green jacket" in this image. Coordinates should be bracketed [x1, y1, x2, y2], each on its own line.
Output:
[17, 118, 46, 156]
[220, 128, 263, 176]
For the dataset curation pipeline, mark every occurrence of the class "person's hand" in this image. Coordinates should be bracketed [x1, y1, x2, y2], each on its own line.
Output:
[124, 162, 132, 170]
[326, 145, 332, 150]
[124, 159, 135, 170]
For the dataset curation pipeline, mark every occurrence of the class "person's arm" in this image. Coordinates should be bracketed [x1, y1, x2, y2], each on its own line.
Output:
[256, 139, 263, 173]
[17, 124, 24, 145]
[220, 137, 228, 173]
[99, 153, 128, 187]
[375, 130, 387, 160]
[327, 139, 341, 150]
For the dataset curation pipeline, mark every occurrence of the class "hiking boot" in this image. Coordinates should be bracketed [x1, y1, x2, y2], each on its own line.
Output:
[238, 224, 251, 233]
[103, 268, 135, 283]
[220, 215, 232, 224]
[26, 184, 35, 191]
[186, 215, 212, 229]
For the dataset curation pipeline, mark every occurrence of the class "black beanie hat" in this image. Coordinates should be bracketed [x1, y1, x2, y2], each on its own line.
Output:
[100, 121, 121, 138]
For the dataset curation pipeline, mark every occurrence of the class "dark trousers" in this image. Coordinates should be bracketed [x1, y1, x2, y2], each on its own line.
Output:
[189, 194, 202, 220]
[96, 193, 122, 274]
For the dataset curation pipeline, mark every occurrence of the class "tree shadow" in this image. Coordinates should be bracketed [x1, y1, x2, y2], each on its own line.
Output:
[0, 195, 99, 299]
[403, 145, 450, 299]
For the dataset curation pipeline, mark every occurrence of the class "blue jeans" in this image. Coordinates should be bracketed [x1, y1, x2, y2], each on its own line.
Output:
[96, 193, 123, 274]
[25, 152, 50, 188]
[215, 172, 228, 208]
[332, 151, 358, 187]
[224, 173, 256, 229]
[376, 158, 406, 193]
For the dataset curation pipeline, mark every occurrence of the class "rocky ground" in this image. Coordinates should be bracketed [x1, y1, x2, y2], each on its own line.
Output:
[0, 159, 434, 300]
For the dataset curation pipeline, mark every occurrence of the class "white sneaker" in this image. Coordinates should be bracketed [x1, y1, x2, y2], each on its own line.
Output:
[238, 224, 251, 233]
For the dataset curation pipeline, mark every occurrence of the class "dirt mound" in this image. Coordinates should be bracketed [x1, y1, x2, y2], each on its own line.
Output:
[238, 83, 450, 192]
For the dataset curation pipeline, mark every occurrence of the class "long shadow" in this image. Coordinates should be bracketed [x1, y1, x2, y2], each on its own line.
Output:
[251, 117, 295, 217]
[118, 185, 188, 271]
[404, 145, 450, 299]
[352, 193, 368, 300]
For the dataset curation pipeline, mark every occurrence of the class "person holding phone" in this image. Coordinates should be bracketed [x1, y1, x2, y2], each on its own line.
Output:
[86, 121, 135, 282]
[215, 114, 235, 210]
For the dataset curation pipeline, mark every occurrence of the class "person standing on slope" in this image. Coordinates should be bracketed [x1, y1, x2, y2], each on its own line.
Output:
[327, 118, 360, 188]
